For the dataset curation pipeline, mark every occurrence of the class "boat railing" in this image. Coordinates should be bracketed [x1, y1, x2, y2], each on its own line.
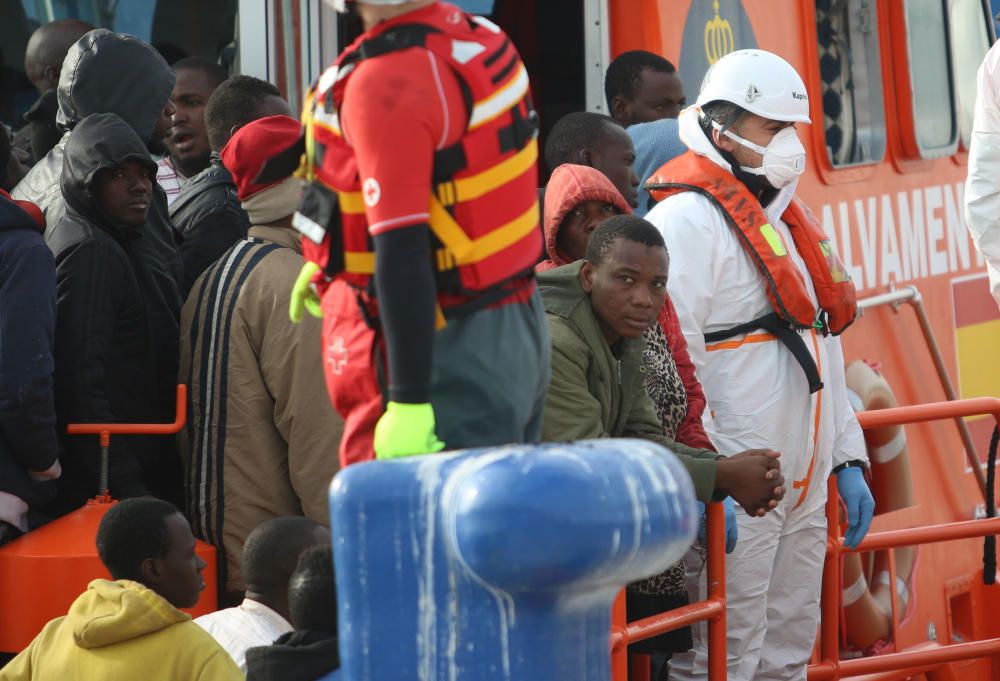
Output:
[610, 397, 1000, 681]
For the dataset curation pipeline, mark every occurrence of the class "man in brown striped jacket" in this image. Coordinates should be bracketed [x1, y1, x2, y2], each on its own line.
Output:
[178, 115, 341, 604]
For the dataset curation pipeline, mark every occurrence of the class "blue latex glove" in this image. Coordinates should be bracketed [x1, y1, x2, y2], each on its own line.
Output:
[837, 466, 875, 550]
[697, 498, 738, 554]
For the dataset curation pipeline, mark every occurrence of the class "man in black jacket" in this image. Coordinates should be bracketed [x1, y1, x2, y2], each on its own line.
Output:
[12, 30, 183, 422]
[46, 113, 181, 515]
[0, 144, 61, 542]
[171, 75, 291, 296]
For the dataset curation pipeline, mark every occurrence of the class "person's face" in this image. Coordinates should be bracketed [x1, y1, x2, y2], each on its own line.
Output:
[615, 69, 687, 125]
[580, 237, 669, 345]
[167, 69, 218, 173]
[557, 200, 623, 262]
[94, 160, 153, 227]
[584, 124, 639, 209]
[714, 113, 794, 170]
[141, 512, 207, 609]
[148, 98, 177, 155]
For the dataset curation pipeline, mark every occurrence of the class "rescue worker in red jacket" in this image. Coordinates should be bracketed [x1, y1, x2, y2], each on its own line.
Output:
[279, 0, 549, 466]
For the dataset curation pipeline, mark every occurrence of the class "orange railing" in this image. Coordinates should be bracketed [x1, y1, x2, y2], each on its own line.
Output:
[809, 397, 1000, 680]
[66, 385, 188, 501]
[611, 397, 1000, 681]
[610, 500, 728, 681]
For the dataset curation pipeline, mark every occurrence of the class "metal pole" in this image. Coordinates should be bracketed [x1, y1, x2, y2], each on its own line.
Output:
[706, 502, 728, 681]
[99, 431, 110, 497]
[820, 477, 842, 681]
[857, 286, 987, 501]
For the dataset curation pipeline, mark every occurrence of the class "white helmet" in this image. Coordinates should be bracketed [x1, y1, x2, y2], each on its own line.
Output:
[326, 0, 412, 12]
[696, 49, 811, 124]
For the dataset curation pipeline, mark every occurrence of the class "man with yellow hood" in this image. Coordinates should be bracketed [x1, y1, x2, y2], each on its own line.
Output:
[1, 498, 240, 680]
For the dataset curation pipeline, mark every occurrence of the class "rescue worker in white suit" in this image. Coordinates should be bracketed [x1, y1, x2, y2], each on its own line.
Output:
[642, 50, 875, 681]
[965, 39, 1000, 307]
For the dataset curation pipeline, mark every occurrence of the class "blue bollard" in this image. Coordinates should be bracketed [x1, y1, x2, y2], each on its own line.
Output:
[329, 439, 698, 681]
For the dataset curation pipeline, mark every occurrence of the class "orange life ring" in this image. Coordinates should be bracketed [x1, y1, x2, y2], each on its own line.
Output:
[841, 360, 917, 653]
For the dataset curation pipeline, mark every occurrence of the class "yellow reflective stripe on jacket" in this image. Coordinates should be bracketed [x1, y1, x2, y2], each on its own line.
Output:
[469, 64, 530, 130]
[428, 197, 539, 266]
[300, 91, 317, 181]
[342, 201, 538, 275]
[344, 248, 454, 275]
[340, 139, 535, 214]
[344, 251, 375, 274]
[339, 191, 365, 215]
[436, 140, 537, 207]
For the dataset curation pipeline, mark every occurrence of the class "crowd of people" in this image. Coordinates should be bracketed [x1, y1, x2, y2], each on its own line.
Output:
[0, 1, 885, 680]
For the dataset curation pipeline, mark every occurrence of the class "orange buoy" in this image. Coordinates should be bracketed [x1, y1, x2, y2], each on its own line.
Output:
[841, 361, 917, 653]
[0, 498, 217, 653]
[0, 385, 218, 653]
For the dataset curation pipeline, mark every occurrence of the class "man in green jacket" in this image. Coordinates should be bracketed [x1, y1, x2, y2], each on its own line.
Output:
[539, 215, 784, 514]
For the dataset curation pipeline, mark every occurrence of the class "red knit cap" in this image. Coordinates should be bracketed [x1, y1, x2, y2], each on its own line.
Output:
[221, 115, 304, 201]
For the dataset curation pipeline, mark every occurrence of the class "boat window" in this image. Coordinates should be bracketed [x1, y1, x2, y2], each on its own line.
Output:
[814, 0, 886, 167]
[950, 0, 993, 149]
[903, 0, 957, 156]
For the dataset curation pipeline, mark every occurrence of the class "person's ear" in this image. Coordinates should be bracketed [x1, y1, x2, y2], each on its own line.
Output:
[580, 260, 595, 294]
[138, 557, 161, 586]
[713, 125, 736, 154]
[577, 148, 593, 166]
[611, 96, 629, 125]
[43, 65, 61, 90]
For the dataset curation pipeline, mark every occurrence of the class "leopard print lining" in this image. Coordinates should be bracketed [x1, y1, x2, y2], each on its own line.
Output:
[641, 322, 688, 439]
[627, 322, 691, 597]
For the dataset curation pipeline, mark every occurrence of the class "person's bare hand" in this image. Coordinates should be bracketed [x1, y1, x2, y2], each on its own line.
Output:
[716, 450, 784, 517]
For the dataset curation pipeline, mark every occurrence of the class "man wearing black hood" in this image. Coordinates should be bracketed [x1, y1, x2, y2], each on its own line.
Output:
[45, 113, 182, 514]
[12, 30, 183, 428]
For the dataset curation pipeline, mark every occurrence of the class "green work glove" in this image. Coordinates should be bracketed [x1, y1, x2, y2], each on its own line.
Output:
[290, 261, 323, 323]
[374, 402, 446, 460]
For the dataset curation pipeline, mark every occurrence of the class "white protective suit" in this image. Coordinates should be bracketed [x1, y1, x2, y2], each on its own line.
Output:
[646, 108, 867, 681]
[965, 40, 1000, 306]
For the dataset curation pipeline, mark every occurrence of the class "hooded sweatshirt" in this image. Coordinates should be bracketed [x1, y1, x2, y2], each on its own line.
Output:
[44, 113, 182, 513]
[1, 579, 242, 681]
[538, 262, 720, 503]
[245, 630, 340, 681]
[11, 30, 182, 392]
[538, 164, 714, 452]
[537, 164, 632, 273]
[0, 192, 60, 517]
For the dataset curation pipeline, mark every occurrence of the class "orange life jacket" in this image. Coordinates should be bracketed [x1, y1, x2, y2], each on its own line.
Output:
[295, 6, 541, 317]
[645, 150, 858, 392]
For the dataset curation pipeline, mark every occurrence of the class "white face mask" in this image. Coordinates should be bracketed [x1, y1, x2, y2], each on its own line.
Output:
[715, 124, 806, 188]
